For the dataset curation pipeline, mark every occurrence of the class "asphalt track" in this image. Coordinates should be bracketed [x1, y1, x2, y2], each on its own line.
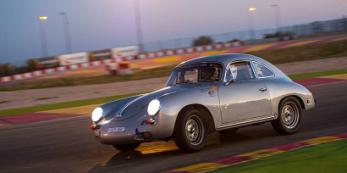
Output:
[0, 82, 347, 173]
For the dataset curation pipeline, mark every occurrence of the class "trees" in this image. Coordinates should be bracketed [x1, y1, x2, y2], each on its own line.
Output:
[0, 63, 14, 77]
[0, 60, 38, 77]
[263, 32, 295, 41]
[192, 36, 214, 47]
[26, 59, 39, 71]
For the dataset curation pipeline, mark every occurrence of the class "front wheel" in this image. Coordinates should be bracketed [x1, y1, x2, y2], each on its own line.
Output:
[272, 97, 302, 135]
[174, 109, 207, 152]
[113, 143, 140, 152]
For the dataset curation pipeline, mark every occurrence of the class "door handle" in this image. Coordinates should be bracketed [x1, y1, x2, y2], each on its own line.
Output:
[259, 88, 267, 92]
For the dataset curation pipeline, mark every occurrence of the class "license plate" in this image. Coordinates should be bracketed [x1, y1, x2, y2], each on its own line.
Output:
[107, 127, 126, 133]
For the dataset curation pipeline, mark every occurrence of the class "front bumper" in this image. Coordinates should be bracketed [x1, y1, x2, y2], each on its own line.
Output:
[92, 111, 174, 145]
[93, 115, 149, 145]
[94, 127, 140, 145]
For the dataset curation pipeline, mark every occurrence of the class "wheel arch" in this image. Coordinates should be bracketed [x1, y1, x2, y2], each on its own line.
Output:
[174, 104, 216, 135]
[279, 95, 305, 111]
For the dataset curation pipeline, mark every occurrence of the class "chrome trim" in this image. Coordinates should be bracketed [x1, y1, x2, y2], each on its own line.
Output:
[217, 115, 276, 130]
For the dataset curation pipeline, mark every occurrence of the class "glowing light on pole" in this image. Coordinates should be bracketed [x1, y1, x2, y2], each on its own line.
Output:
[39, 16, 48, 21]
[38, 16, 48, 57]
[248, 7, 256, 12]
[248, 7, 256, 40]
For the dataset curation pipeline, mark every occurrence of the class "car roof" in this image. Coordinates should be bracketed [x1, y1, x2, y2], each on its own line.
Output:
[176, 53, 291, 80]
[177, 53, 265, 67]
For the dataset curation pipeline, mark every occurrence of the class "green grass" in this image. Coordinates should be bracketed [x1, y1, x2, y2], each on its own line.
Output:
[0, 68, 346, 117]
[289, 68, 347, 80]
[0, 93, 140, 117]
[212, 139, 347, 173]
[1, 39, 347, 91]
[251, 38, 347, 64]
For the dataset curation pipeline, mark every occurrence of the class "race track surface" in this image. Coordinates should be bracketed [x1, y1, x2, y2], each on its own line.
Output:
[0, 82, 347, 173]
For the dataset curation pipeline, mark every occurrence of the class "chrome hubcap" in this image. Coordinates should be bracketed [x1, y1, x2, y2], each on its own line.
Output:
[281, 103, 299, 129]
[185, 115, 204, 146]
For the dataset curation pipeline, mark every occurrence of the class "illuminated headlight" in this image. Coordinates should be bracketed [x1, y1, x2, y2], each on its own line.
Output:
[147, 99, 160, 116]
[91, 107, 103, 122]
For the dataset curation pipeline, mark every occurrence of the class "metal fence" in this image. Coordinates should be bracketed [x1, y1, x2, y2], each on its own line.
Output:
[142, 17, 347, 52]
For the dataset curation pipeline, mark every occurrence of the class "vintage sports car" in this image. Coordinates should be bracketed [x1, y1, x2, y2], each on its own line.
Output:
[90, 53, 315, 152]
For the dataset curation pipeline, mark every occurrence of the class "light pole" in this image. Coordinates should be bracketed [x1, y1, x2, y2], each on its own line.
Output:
[248, 7, 256, 40]
[270, 4, 282, 32]
[59, 12, 72, 53]
[133, 0, 144, 53]
[38, 16, 48, 57]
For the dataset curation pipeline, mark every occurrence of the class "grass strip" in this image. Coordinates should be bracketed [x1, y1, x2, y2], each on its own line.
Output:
[212, 139, 347, 173]
[0, 93, 140, 117]
[289, 68, 347, 80]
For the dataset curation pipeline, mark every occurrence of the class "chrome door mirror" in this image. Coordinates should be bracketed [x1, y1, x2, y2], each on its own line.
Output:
[225, 77, 234, 86]
[225, 71, 234, 86]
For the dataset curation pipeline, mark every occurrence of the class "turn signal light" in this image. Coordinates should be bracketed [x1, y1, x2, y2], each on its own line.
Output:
[144, 118, 155, 125]
[89, 123, 100, 130]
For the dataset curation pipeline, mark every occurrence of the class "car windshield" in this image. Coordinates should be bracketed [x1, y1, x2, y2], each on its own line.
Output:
[167, 63, 222, 85]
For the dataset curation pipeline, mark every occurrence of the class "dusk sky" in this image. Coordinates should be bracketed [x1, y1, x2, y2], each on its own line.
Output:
[0, 0, 346, 65]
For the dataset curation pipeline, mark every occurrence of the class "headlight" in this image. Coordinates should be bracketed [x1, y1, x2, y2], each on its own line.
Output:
[147, 99, 160, 116]
[91, 107, 103, 122]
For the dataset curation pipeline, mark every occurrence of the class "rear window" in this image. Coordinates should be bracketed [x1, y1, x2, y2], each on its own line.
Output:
[254, 62, 274, 78]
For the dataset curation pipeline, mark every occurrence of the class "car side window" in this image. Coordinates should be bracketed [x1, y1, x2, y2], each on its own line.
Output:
[227, 62, 255, 81]
[254, 62, 274, 78]
[176, 68, 198, 84]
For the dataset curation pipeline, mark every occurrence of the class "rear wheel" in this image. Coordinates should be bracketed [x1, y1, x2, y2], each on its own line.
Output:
[174, 108, 207, 152]
[272, 97, 302, 135]
[113, 143, 140, 152]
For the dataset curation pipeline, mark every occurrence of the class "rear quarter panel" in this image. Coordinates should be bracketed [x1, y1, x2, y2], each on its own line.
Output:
[266, 78, 315, 118]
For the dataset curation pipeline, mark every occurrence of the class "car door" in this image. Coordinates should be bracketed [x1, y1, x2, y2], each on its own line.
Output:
[218, 61, 272, 124]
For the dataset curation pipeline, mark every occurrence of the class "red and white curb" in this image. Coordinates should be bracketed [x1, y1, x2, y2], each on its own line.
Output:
[0, 59, 130, 83]
[167, 132, 347, 173]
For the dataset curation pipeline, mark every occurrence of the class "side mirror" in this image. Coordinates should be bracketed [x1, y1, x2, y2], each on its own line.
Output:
[225, 75, 234, 86]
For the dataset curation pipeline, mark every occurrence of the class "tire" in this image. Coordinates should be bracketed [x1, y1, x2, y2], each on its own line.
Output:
[113, 143, 140, 152]
[271, 97, 302, 135]
[219, 128, 238, 135]
[174, 108, 207, 152]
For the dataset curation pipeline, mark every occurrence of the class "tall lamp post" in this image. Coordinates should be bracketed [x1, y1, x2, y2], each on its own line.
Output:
[133, 0, 144, 53]
[248, 7, 257, 40]
[270, 4, 282, 32]
[38, 16, 48, 57]
[59, 12, 72, 53]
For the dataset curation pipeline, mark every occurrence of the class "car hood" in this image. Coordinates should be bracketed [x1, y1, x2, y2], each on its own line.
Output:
[101, 86, 187, 119]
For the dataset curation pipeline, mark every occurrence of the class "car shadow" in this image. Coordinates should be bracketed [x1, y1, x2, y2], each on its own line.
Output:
[88, 148, 181, 173]
[88, 125, 278, 173]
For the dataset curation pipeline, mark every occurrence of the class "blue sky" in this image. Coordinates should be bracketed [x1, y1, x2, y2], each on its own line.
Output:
[0, 0, 346, 65]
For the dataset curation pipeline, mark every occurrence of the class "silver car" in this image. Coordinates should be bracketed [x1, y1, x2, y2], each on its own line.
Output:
[90, 53, 315, 152]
